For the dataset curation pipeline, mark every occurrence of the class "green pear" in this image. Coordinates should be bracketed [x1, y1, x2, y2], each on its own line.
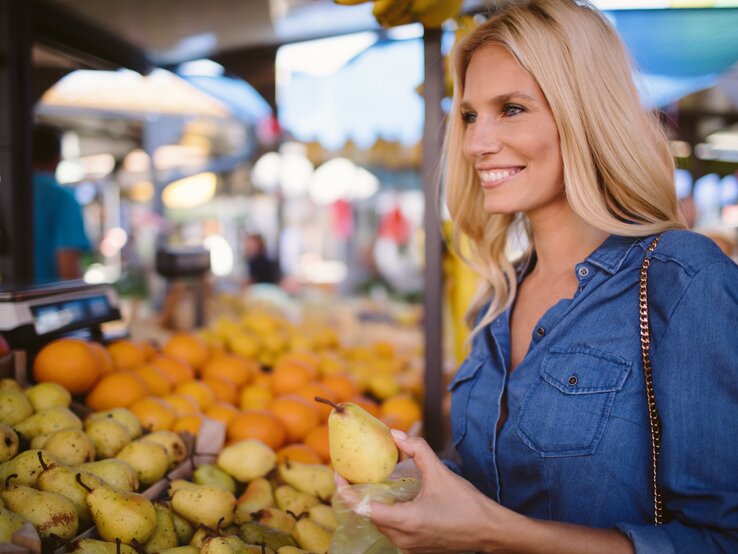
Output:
[171, 484, 237, 528]
[86, 408, 142, 439]
[36, 465, 104, 529]
[159, 546, 199, 554]
[139, 431, 187, 468]
[14, 406, 82, 440]
[217, 440, 276, 483]
[72, 538, 138, 554]
[0, 389, 34, 426]
[0, 424, 19, 462]
[274, 485, 319, 515]
[1, 481, 78, 540]
[223, 533, 250, 552]
[308, 504, 337, 532]
[85, 418, 131, 458]
[82, 478, 156, 544]
[143, 501, 177, 553]
[277, 547, 310, 554]
[167, 478, 199, 498]
[316, 397, 397, 483]
[0, 506, 28, 542]
[235, 477, 274, 518]
[277, 461, 335, 500]
[115, 440, 169, 487]
[0, 379, 21, 392]
[201, 536, 235, 554]
[193, 463, 237, 494]
[238, 521, 296, 551]
[292, 518, 331, 554]
[76, 459, 139, 492]
[250, 508, 295, 534]
[172, 510, 195, 545]
[0, 449, 60, 488]
[43, 428, 96, 465]
[24, 382, 71, 411]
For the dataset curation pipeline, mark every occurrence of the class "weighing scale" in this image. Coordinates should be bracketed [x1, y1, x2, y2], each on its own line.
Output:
[155, 244, 211, 329]
[0, 280, 122, 350]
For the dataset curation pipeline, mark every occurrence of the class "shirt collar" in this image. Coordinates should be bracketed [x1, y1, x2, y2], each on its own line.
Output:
[585, 234, 653, 274]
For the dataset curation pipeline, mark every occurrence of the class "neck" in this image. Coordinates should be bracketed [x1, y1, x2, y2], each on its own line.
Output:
[528, 202, 608, 278]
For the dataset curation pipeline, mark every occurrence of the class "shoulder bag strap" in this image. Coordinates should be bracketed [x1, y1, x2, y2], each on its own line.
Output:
[639, 234, 664, 525]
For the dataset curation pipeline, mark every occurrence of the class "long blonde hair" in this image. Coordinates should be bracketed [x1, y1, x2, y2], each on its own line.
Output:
[444, 0, 685, 336]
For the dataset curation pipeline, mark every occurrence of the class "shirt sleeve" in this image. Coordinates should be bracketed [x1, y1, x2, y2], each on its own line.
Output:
[616, 260, 738, 553]
[53, 188, 91, 252]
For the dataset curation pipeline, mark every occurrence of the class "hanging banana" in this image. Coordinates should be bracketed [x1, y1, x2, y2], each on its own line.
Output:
[332, 0, 463, 29]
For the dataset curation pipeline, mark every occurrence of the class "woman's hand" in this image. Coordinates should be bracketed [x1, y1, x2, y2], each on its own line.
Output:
[362, 430, 517, 553]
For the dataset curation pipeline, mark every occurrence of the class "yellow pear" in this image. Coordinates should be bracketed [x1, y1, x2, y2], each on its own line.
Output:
[0, 424, 19, 462]
[292, 518, 331, 554]
[143, 501, 178, 552]
[250, 507, 295, 534]
[171, 484, 236, 528]
[0, 449, 60, 488]
[274, 485, 319, 515]
[308, 504, 337, 531]
[84, 418, 131, 458]
[1, 480, 78, 540]
[216, 439, 276, 483]
[316, 397, 397, 483]
[13, 406, 82, 440]
[72, 538, 138, 554]
[115, 440, 169, 487]
[0, 390, 33, 426]
[140, 430, 187, 468]
[86, 408, 142, 439]
[76, 459, 139, 492]
[0, 506, 27, 542]
[42, 428, 96, 465]
[277, 461, 335, 500]
[24, 382, 71, 411]
[158, 547, 199, 554]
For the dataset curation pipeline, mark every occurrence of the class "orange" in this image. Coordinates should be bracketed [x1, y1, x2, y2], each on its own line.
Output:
[321, 374, 358, 403]
[89, 342, 115, 376]
[85, 371, 149, 411]
[161, 393, 200, 417]
[34, 338, 102, 395]
[276, 443, 322, 465]
[151, 355, 195, 385]
[227, 410, 287, 450]
[139, 341, 158, 361]
[204, 402, 239, 426]
[202, 377, 237, 405]
[252, 372, 271, 388]
[174, 380, 216, 410]
[294, 382, 336, 422]
[304, 424, 330, 463]
[351, 395, 381, 418]
[269, 395, 320, 442]
[134, 364, 173, 396]
[275, 351, 320, 375]
[270, 360, 315, 396]
[172, 414, 205, 436]
[380, 394, 422, 433]
[107, 340, 147, 370]
[163, 333, 209, 372]
[239, 384, 274, 411]
[129, 396, 176, 431]
[201, 355, 254, 388]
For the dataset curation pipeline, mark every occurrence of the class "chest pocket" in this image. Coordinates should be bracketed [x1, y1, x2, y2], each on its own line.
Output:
[517, 347, 631, 457]
[448, 356, 484, 449]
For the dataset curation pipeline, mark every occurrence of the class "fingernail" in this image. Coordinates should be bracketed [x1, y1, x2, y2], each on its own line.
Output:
[391, 428, 408, 440]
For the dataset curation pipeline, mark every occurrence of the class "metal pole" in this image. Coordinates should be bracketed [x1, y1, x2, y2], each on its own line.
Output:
[421, 28, 446, 452]
[0, 0, 34, 284]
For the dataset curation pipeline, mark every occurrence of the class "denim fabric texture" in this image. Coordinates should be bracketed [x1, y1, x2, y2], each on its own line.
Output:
[448, 230, 738, 553]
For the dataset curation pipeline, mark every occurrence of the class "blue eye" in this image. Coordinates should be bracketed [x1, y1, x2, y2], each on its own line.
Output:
[461, 111, 477, 124]
[503, 104, 525, 116]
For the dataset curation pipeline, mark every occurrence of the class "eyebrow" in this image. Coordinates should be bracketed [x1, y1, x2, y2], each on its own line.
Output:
[460, 91, 539, 111]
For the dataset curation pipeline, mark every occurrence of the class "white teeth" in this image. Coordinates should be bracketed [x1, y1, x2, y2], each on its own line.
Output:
[479, 168, 520, 183]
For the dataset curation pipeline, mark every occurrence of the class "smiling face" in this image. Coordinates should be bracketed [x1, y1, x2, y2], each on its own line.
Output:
[461, 44, 566, 219]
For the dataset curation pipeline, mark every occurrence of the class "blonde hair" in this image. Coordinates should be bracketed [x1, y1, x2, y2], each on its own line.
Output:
[444, 0, 685, 337]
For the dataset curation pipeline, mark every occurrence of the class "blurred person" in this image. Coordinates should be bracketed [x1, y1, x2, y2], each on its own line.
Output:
[244, 232, 280, 285]
[338, 1, 738, 553]
[32, 124, 90, 283]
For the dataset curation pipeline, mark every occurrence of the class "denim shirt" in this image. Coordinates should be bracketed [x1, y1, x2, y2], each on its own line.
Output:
[448, 230, 738, 553]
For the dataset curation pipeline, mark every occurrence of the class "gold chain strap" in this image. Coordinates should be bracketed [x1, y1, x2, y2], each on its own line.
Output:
[639, 234, 664, 525]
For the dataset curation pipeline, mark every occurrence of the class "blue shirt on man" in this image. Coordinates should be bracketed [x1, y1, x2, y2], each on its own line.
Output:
[33, 171, 91, 283]
[448, 230, 738, 553]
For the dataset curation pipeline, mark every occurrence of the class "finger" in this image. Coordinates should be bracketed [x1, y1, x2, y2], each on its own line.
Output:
[334, 470, 350, 490]
[391, 431, 444, 478]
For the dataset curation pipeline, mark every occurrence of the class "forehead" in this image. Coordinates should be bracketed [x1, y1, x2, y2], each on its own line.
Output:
[463, 44, 541, 98]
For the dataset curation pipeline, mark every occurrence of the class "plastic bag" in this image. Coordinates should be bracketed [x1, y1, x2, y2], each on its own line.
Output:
[329, 477, 422, 554]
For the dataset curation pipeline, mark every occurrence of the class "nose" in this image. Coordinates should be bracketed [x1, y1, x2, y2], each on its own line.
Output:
[463, 118, 503, 161]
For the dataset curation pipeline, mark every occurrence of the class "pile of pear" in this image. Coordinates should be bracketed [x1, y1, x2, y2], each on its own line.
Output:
[0, 378, 193, 548]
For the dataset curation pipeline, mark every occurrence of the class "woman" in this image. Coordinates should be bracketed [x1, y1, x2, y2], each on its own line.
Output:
[354, 1, 738, 552]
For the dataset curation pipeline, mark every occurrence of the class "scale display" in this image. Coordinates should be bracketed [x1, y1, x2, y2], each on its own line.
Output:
[31, 295, 116, 334]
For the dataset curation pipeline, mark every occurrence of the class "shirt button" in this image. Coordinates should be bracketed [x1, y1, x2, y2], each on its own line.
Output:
[577, 266, 589, 278]
[568, 375, 578, 386]
[536, 327, 545, 337]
